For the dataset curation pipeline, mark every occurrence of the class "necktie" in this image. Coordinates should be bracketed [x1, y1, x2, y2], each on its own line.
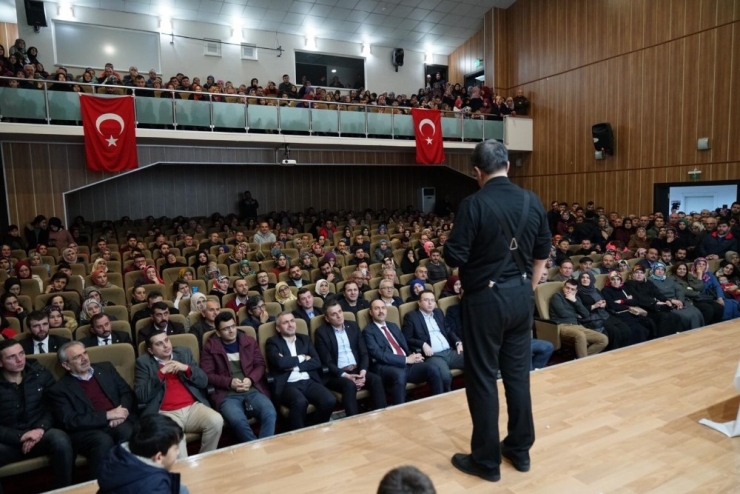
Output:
[381, 325, 405, 356]
[37, 342, 45, 354]
[103, 337, 110, 346]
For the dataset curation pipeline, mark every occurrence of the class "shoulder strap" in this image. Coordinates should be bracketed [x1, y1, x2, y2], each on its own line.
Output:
[477, 190, 531, 284]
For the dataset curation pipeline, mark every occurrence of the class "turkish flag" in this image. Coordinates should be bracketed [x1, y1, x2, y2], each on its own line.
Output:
[412, 108, 445, 164]
[80, 94, 138, 172]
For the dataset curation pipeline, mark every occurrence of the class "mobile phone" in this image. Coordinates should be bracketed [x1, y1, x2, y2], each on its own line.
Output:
[191, 286, 198, 293]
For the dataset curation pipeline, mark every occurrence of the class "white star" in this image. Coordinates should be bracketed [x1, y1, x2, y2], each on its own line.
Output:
[426, 137, 433, 145]
[106, 135, 118, 147]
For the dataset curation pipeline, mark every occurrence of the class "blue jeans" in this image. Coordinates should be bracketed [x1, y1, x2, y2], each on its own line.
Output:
[220, 392, 277, 443]
[531, 339, 554, 370]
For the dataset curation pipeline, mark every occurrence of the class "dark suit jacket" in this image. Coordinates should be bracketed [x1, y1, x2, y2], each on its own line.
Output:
[362, 321, 409, 369]
[138, 321, 185, 343]
[48, 361, 136, 433]
[80, 330, 132, 348]
[287, 278, 309, 288]
[402, 308, 461, 352]
[265, 333, 322, 399]
[249, 283, 275, 295]
[134, 346, 210, 416]
[378, 296, 403, 308]
[339, 297, 370, 315]
[314, 321, 369, 377]
[292, 306, 323, 327]
[20, 335, 70, 354]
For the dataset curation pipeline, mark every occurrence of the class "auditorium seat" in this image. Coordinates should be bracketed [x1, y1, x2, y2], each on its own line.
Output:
[533, 282, 564, 350]
[34, 291, 81, 311]
[437, 296, 459, 315]
[75, 320, 132, 341]
[99, 286, 127, 306]
[14, 327, 74, 344]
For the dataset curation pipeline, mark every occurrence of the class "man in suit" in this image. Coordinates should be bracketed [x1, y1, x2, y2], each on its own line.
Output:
[20, 310, 70, 355]
[249, 270, 275, 296]
[131, 292, 181, 330]
[292, 288, 323, 327]
[286, 265, 308, 288]
[265, 312, 336, 430]
[80, 313, 132, 348]
[134, 331, 223, 457]
[137, 301, 185, 344]
[339, 281, 370, 317]
[201, 312, 276, 444]
[377, 279, 403, 307]
[315, 299, 386, 416]
[0, 339, 74, 489]
[402, 290, 464, 392]
[363, 299, 443, 405]
[48, 341, 136, 478]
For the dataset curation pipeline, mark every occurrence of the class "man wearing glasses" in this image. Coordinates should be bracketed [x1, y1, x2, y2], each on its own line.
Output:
[377, 279, 403, 307]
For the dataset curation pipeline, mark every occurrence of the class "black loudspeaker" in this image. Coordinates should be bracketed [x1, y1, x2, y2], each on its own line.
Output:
[392, 48, 404, 67]
[24, 0, 47, 29]
[591, 123, 614, 155]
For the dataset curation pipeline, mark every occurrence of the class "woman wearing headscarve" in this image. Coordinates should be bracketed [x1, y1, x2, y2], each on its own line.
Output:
[184, 292, 207, 332]
[191, 250, 211, 271]
[208, 275, 232, 303]
[717, 260, 740, 286]
[14, 259, 43, 293]
[622, 265, 684, 337]
[647, 262, 704, 329]
[314, 279, 331, 300]
[377, 224, 388, 236]
[440, 275, 461, 299]
[373, 239, 393, 263]
[159, 252, 185, 276]
[271, 253, 290, 277]
[691, 257, 740, 320]
[80, 298, 104, 324]
[135, 265, 164, 287]
[406, 278, 426, 303]
[83, 286, 112, 307]
[628, 227, 651, 254]
[178, 267, 195, 282]
[610, 217, 635, 246]
[274, 281, 296, 307]
[44, 305, 77, 332]
[91, 257, 109, 274]
[670, 262, 725, 325]
[235, 259, 255, 279]
[90, 268, 113, 290]
[29, 251, 50, 277]
[417, 240, 434, 261]
[600, 271, 651, 344]
[575, 272, 632, 350]
[203, 262, 221, 283]
[401, 247, 419, 275]
[4, 277, 20, 297]
[726, 251, 740, 270]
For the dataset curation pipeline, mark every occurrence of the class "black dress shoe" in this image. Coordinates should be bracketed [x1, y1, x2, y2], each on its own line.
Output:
[451, 453, 501, 482]
[500, 443, 531, 472]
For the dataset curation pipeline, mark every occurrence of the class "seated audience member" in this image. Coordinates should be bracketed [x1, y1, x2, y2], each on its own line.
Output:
[1, 292, 26, 328]
[599, 272, 652, 343]
[286, 265, 308, 288]
[292, 288, 323, 326]
[691, 258, 740, 320]
[48, 341, 136, 479]
[20, 310, 70, 355]
[314, 299, 387, 416]
[697, 219, 737, 260]
[425, 249, 449, 284]
[123, 252, 148, 275]
[265, 312, 337, 430]
[135, 331, 223, 458]
[96, 414, 189, 494]
[274, 281, 297, 308]
[553, 238, 572, 266]
[45, 272, 71, 294]
[622, 266, 684, 337]
[201, 312, 276, 443]
[249, 270, 275, 296]
[189, 299, 220, 348]
[440, 275, 461, 299]
[349, 248, 369, 266]
[402, 290, 464, 392]
[548, 280, 609, 358]
[373, 240, 393, 263]
[339, 281, 370, 316]
[647, 262, 704, 329]
[0, 339, 75, 490]
[628, 227, 651, 253]
[575, 273, 632, 350]
[598, 254, 617, 274]
[241, 295, 275, 328]
[131, 291, 177, 328]
[548, 260, 574, 282]
[130, 285, 148, 307]
[80, 313, 132, 347]
[363, 299, 443, 405]
[573, 257, 599, 279]
[377, 465, 437, 494]
[670, 262, 724, 325]
[315, 259, 342, 284]
[351, 268, 371, 294]
[45, 305, 78, 333]
[314, 279, 332, 301]
[574, 239, 598, 256]
[636, 247, 661, 271]
[377, 279, 403, 307]
[226, 278, 250, 312]
[208, 276, 232, 303]
[406, 279, 426, 303]
[401, 248, 419, 275]
[350, 234, 370, 254]
[138, 301, 185, 343]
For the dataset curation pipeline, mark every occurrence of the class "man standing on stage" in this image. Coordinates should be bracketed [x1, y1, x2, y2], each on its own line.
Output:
[444, 140, 550, 482]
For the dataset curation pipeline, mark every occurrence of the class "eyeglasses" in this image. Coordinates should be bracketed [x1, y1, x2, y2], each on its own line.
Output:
[218, 324, 237, 332]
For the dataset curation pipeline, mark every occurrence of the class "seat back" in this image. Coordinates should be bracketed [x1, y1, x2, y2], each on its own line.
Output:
[87, 343, 136, 388]
[100, 287, 127, 307]
[437, 296, 459, 315]
[534, 282, 564, 320]
[356, 305, 400, 330]
[13, 327, 73, 343]
[35, 291, 81, 311]
[137, 333, 200, 364]
[257, 318, 309, 373]
[104, 305, 129, 323]
[26, 352, 65, 381]
[398, 302, 417, 326]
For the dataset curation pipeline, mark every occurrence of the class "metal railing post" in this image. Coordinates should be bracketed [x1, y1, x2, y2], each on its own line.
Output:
[43, 82, 51, 124]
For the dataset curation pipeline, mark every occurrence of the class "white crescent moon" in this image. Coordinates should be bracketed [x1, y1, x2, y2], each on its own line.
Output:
[95, 113, 125, 135]
[418, 118, 436, 136]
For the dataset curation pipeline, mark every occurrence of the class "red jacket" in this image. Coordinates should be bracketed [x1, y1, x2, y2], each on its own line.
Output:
[200, 331, 269, 409]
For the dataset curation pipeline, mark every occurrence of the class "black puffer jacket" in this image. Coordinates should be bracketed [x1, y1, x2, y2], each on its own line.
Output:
[0, 359, 55, 446]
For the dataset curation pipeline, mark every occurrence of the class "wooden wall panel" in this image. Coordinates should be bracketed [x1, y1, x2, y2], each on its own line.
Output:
[64, 165, 477, 223]
[491, 8, 508, 93]
[447, 28, 483, 86]
[0, 23, 19, 56]
[2, 141, 476, 225]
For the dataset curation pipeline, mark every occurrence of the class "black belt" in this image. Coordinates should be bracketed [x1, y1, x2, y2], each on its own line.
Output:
[488, 276, 529, 289]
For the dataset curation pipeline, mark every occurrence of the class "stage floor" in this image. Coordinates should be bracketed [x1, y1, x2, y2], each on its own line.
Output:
[57, 321, 740, 494]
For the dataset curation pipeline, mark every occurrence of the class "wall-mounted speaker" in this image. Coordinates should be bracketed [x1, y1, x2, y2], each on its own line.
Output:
[591, 123, 614, 156]
[24, 0, 47, 30]
[392, 48, 404, 66]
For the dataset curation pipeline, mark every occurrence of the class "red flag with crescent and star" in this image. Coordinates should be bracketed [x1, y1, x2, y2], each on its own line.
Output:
[411, 108, 445, 165]
[79, 94, 138, 172]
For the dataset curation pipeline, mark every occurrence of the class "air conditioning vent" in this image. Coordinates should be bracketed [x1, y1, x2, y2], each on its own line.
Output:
[241, 43, 258, 60]
[204, 39, 221, 57]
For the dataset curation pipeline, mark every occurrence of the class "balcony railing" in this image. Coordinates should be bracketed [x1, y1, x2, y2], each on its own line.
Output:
[0, 77, 505, 142]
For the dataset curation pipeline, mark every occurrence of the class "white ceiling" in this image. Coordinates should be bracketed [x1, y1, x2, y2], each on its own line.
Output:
[37, 0, 516, 55]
